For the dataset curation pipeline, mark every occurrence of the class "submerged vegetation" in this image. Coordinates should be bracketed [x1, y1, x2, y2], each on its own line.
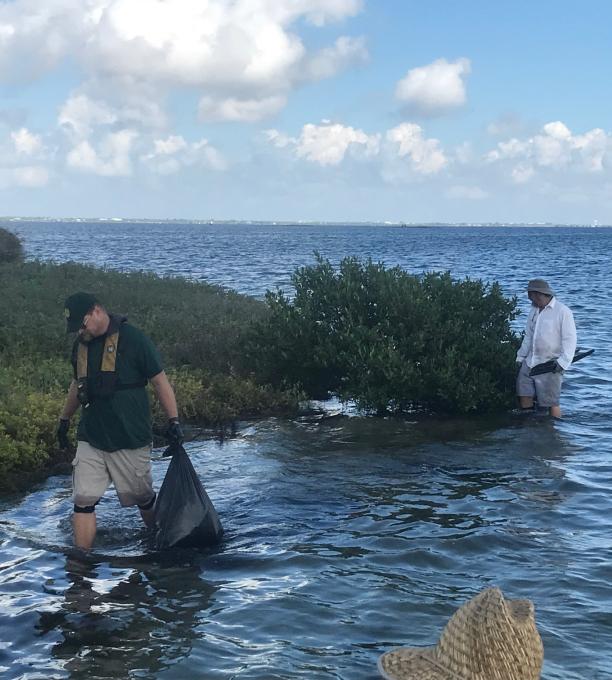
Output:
[1, 228, 521, 489]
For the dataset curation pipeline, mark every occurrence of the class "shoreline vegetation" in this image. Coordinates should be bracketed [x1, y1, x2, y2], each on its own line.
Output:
[0, 228, 300, 491]
[1, 228, 521, 492]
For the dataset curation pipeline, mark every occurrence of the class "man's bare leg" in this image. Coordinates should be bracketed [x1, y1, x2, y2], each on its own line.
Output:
[138, 493, 157, 529]
[73, 512, 97, 550]
[519, 396, 534, 410]
[139, 507, 155, 529]
[550, 405, 562, 418]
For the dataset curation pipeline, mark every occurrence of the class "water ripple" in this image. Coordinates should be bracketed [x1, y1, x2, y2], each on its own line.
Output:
[2, 224, 612, 678]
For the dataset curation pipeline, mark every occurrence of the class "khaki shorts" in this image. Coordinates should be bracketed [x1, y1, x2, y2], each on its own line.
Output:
[72, 441, 154, 508]
[516, 360, 563, 408]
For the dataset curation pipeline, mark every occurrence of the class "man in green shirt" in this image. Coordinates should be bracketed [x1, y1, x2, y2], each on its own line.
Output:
[57, 292, 183, 550]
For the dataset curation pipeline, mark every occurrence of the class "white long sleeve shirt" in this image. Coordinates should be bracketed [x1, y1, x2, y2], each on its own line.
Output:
[516, 297, 577, 370]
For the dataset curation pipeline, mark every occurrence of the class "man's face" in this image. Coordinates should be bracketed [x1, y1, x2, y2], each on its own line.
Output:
[528, 291, 551, 309]
[77, 305, 105, 340]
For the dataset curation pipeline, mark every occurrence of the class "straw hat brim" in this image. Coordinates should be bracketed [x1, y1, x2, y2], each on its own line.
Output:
[378, 646, 459, 680]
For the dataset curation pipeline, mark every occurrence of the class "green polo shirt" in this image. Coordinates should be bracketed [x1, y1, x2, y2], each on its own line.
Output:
[72, 322, 163, 452]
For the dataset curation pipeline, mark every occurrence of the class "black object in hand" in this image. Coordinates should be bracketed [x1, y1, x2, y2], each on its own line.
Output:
[155, 443, 223, 548]
[529, 348, 594, 377]
[57, 419, 71, 449]
[165, 418, 184, 446]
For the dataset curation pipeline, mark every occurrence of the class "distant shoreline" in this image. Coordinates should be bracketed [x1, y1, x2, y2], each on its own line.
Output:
[1, 217, 609, 228]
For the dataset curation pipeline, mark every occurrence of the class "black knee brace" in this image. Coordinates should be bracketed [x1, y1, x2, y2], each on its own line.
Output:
[138, 493, 156, 511]
[74, 503, 96, 513]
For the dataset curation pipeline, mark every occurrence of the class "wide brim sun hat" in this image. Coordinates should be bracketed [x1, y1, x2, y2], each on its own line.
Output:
[526, 279, 554, 297]
[378, 587, 543, 680]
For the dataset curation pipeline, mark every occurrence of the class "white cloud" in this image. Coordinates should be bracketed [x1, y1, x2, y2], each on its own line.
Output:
[264, 129, 296, 149]
[0, 159, 48, 189]
[59, 93, 166, 139]
[11, 127, 42, 155]
[151, 135, 187, 156]
[454, 141, 473, 164]
[0, 127, 49, 188]
[265, 119, 448, 183]
[59, 95, 118, 139]
[198, 95, 287, 123]
[294, 121, 380, 166]
[511, 164, 534, 184]
[386, 123, 447, 174]
[486, 138, 529, 162]
[533, 133, 569, 168]
[0, 0, 366, 122]
[571, 128, 608, 172]
[486, 121, 612, 179]
[287, 0, 363, 27]
[395, 58, 471, 116]
[543, 121, 571, 140]
[191, 139, 227, 171]
[67, 129, 137, 176]
[13, 165, 49, 187]
[302, 36, 368, 81]
[0, 2, 79, 81]
[141, 134, 227, 174]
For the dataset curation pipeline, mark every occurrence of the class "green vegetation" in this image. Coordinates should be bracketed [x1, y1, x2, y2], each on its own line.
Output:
[1, 234, 521, 490]
[0, 254, 298, 489]
[247, 254, 521, 415]
[0, 227, 24, 263]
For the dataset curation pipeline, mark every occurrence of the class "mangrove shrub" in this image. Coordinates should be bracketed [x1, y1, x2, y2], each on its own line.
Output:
[0, 227, 24, 264]
[247, 255, 521, 414]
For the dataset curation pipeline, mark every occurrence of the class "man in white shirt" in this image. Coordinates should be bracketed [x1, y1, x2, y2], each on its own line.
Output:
[516, 278, 577, 418]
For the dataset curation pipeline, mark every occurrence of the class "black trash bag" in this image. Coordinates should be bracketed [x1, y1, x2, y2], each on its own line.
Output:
[154, 444, 223, 549]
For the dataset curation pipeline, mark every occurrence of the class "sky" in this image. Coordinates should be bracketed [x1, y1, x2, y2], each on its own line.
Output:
[0, 0, 611, 223]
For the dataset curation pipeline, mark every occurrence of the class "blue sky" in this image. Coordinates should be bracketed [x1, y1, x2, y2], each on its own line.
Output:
[1, 0, 611, 223]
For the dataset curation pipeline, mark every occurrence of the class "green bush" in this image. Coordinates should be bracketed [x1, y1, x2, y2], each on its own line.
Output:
[0, 260, 268, 372]
[152, 367, 301, 428]
[246, 254, 521, 415]
[0, 227, 24, 264]
[0, 389, 68, 484]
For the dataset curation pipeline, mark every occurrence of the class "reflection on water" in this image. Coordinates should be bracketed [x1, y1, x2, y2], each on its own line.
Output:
[34, 554, 215, 680]
[1, 413, 611, 679]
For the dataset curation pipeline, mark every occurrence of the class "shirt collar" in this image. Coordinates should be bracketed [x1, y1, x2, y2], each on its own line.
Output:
[533, 296, 556, 313]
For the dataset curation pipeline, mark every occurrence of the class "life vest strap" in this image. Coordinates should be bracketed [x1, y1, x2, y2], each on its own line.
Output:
[100, 331, 119, 372]
[77, 342, 88, 381]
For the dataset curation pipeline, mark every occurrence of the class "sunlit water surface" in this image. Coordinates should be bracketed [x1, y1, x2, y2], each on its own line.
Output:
[1, 223, 611, 679]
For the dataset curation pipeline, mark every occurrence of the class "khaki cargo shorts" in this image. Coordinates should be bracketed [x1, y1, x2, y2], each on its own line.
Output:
[516, 360, 563, 408]
[72, 441, 154, 508]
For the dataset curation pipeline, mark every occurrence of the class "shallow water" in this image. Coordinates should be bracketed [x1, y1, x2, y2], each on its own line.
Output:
[2, 223, 612, 679]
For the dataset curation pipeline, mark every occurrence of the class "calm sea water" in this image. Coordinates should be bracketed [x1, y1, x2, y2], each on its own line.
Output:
[1, 222, 612, 679]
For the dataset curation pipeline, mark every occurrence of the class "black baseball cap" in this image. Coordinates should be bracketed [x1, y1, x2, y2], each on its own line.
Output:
[64, 292, 98, 333]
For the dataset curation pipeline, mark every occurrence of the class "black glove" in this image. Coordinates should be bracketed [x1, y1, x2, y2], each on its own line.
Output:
[165, 418, 184, 447]
[57, 418, 71, 450]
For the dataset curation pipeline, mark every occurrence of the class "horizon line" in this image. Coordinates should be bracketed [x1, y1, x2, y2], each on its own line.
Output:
[1, 216, 609, 228]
